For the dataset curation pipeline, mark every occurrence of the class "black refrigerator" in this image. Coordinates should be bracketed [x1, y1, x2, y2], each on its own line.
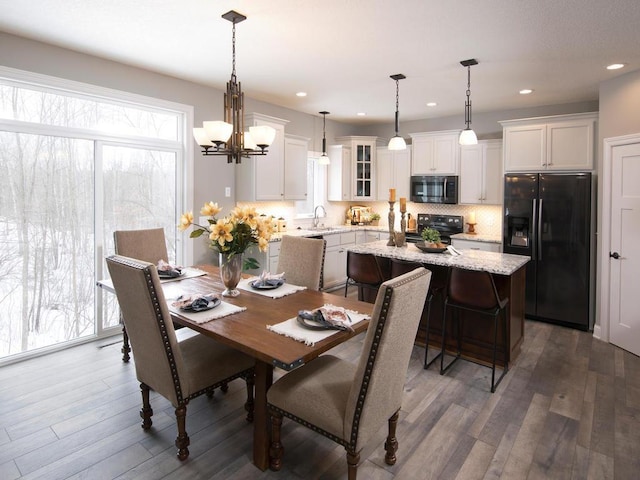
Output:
[503, 173, 592, 330]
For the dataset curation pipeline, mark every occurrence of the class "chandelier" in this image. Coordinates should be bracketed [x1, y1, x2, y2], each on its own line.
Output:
[193, 10, 276, 164]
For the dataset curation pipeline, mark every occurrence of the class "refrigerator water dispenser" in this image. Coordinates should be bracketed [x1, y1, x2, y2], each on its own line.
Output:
[507, 217, 529, 247]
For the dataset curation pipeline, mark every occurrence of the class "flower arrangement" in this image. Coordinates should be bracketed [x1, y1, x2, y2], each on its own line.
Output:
[179, 202, 274, 270]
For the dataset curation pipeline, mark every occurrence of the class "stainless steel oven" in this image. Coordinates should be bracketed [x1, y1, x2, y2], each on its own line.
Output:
[410, 175, 458, 204]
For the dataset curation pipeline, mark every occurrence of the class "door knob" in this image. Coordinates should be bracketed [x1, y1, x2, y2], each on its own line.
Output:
[610, 252, 620, 259]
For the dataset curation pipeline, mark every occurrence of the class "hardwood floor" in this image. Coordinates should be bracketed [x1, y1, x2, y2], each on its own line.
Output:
[1, 319, 638, 479]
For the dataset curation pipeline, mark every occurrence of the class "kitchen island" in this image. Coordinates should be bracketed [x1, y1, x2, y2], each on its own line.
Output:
[348, 240, 530, 367]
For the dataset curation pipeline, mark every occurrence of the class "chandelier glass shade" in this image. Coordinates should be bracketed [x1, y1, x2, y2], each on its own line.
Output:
[459, 58, 479, 146]
[193, 10, 275, 163]
[388, 74, 407, 151]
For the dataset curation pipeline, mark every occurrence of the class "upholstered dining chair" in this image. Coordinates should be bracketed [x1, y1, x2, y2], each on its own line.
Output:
[440, 267, 509, 393]
[113, 227, 169, 362]
[267, 267, 432, 479]
[106, 254, 255, 460]
[344, 251, 385, 303]
[276, 235, 326, 291]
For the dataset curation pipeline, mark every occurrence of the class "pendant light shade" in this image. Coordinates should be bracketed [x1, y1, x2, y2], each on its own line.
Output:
[388, 74, 407, 151]
[459, 59, 478, 146]
[318, 111, 331, 165]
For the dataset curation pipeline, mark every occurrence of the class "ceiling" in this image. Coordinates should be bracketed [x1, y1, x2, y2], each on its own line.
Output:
[1, 0, 639, 125]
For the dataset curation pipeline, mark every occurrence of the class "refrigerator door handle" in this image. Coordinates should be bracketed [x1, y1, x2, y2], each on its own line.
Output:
[532, 199, 537, 261]
[538, 198, 543, 260]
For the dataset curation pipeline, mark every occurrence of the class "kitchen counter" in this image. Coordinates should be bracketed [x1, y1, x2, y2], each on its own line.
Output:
[269, 225, 387, 242]
[349, 240, 529, 367]
[348, 240, 528, 276]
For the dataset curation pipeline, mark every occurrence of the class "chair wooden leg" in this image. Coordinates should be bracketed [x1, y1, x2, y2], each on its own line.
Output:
[346, 449, 360, 480]
[175, 404, 190, 460]
[384, 410, 399, 465]
[269, 410, 284, 471]
[245, 373, 255, 423]
[139, 383, 153, 430]
[121, 318, 130, 363]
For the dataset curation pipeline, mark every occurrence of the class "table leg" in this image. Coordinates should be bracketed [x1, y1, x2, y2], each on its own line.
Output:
[253, 360, 274, 470]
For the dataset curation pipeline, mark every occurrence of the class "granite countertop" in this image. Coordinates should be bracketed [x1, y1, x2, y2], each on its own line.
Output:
[451, 233, 502, 244]
[348, 240, 529, 276]
[269, 225, 387, 242]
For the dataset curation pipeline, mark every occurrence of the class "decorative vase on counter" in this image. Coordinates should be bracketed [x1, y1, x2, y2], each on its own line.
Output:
[219, 252, 243, 297]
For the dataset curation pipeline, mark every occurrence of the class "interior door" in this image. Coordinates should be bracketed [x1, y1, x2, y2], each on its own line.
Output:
[609, 142, 640, 356]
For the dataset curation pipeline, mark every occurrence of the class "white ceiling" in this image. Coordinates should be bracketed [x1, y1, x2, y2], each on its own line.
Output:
[1, 0, 639, 125]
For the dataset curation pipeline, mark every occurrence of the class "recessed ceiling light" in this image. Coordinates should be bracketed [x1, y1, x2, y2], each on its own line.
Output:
[426, 102, 437, 107]
[606, 63, 625, 70]
[357, 112, 366, 116]
[296, 92, 307, 97]
[519, 89, 533, 95]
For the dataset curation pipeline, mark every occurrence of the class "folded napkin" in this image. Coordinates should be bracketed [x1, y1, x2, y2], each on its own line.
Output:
[172, 292, 219, 311]
[297, 305, 355, 331]
[157, 259, 183, 278]
[252, 270, 285, 287]
[168, 300, 246, 324]
[267, 304, 370, 346]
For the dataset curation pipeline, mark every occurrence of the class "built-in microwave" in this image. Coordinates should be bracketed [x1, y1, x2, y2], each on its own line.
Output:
[410, 175, 458, 204]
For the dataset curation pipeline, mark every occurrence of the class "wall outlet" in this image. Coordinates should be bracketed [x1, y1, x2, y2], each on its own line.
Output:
[225, 187, 231, 197]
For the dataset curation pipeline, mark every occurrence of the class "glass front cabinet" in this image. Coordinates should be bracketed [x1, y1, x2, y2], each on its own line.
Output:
[330, 136, 379, 201]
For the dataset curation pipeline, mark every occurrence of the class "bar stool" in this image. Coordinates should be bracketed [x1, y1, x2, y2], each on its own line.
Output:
[389, 259, 442, 369]
[344, 251, 385, 303]
[440, 267, 509, 393]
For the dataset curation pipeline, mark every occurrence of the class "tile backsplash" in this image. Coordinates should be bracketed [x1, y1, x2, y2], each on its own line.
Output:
[237, 201, 503, 239]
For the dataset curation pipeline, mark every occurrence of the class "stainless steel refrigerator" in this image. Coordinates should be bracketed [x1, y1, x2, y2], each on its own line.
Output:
[503, 173, 592, 330]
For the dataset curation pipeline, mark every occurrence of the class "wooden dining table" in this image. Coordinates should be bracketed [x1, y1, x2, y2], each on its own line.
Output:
[100, 264, 373, 471]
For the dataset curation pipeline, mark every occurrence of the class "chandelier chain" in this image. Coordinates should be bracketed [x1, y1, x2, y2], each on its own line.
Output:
[231, 22, 237, 81]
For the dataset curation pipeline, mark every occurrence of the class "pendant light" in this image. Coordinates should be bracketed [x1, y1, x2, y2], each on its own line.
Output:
[459, 59, 478, 145]
[318, 111, 330, 165]
[388, 74, 407, 150]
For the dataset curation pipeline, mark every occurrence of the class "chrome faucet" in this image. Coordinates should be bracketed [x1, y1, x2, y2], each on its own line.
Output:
[313, 205, 327, 228]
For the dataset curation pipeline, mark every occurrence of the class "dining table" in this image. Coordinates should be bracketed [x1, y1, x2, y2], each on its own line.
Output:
[98, 264, 373, 471]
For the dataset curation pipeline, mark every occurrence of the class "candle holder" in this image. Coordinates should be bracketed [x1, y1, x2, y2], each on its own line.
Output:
[387, 201, 396, 246]
[467, 222, 477, 235]
[400, 212, 407, 246]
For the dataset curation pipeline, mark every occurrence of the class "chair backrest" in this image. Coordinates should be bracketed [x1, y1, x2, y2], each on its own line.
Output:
[344, 267, 432, 449]
[113, 228, 169, 264]
[276, 236, 326, 290]
[447, 268, 501, 310]
[346, 251, 384, 285]
[390, 258, 423, 279]
[106, 254, 187, 407]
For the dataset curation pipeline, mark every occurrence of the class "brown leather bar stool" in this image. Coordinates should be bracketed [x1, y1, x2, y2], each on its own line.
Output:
[389, 259, 442, 369]
[344, 251, 385, 303]
[440, 267, 509, 393]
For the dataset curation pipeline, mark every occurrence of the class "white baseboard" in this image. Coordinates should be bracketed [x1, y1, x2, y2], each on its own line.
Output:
[592, 324, 602, 340]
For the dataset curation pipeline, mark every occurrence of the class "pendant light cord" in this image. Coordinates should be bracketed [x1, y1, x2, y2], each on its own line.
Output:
[465, 65, 472, 127]
[395, 78, 400, 135]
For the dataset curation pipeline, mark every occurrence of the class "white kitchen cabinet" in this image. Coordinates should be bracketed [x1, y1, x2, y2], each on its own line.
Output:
[501, 112, 597, 172]
[284, 134, 309, 200]
[328, 136, 380, 201]
[323, 232, 356, 289]
[235, 113, 289, 201]
[459, 140, 502, 205]
[409, 130, 460, 175]
[376, 147, 411, 201]
[243, 241, 281, 276]
[451, 238, 501, 252]
[327, 144, 351, 201]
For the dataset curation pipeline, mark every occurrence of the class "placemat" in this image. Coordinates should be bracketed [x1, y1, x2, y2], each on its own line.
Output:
[267, 304, 370, 346]
[168, 300, 246, 324]
[160, 267, 207, 284]
[237, 278, 306, 299]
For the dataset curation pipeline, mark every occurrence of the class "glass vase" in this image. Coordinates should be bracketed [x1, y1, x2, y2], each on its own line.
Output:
[219, 252, 243, 297]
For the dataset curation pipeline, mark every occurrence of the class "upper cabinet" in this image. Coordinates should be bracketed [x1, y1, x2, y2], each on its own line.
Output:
[328, 136, 379, 202]
[459, 140, 502, 205]
[409, 130, 460, 175]
[376, 147, 411, 201]
[501, 112, 597, 172]
[283, 134, 309, 201]
[236, 113, 289, 201]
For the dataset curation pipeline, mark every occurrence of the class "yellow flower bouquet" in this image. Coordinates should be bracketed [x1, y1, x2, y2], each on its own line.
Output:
[179, 202, 274, 270]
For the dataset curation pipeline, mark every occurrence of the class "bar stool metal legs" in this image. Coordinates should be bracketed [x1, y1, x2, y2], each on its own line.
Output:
[423, 289, 443, 369]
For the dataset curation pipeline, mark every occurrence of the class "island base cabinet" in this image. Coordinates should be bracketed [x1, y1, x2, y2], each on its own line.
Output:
[415, 265, 526, 367]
